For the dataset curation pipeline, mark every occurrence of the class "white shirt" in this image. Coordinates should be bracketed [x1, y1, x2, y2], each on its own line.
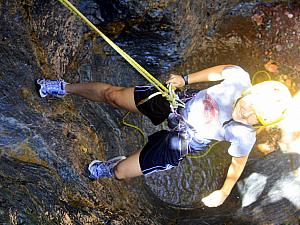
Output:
[181, 66, 256, 157]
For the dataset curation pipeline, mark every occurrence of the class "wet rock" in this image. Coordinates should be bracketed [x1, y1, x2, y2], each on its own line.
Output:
[145, 142, 231, 207]
[0, 0, 163, 224]
[1, 0, 300, 224]
[275, 44, 283, 51]
[236, 151, 300, 224]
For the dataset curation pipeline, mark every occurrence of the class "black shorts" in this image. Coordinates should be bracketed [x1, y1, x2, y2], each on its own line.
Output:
[134, 85, 171, 125]
[134, 86, 178, 175]
[139, 130, 183, 175]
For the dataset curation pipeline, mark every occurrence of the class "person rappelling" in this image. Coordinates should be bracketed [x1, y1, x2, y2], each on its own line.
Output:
[36, 0, 292, 207]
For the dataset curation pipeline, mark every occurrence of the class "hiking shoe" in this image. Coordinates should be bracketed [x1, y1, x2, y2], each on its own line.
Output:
[88, 156, 126, 180]
[36, 79, 68, 98]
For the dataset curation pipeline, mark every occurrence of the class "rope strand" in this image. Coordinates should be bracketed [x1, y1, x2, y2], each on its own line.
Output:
[58, 0, 171, 98]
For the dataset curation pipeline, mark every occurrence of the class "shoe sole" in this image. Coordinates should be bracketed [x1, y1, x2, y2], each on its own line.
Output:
[36, 79, 47, 98]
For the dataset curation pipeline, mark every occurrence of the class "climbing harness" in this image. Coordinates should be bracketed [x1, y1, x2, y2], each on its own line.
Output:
[57, 0, 184, 110]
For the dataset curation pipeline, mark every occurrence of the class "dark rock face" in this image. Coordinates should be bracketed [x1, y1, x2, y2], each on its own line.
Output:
[0, 0, 164, 224]
[144, 142, 232, 207]
[1, 0, 300, 224]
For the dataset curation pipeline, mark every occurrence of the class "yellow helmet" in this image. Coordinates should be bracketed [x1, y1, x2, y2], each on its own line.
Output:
[242, 81, 292, 127]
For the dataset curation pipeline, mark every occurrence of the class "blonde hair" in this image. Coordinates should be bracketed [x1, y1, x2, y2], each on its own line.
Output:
[242, 81, 292, 127]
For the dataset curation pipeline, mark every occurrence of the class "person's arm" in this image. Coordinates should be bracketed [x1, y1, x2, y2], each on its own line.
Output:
[201, 155, 248, 207]
[166, 65, 234, 88]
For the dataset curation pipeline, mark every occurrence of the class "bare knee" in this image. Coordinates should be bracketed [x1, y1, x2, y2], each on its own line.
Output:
[103, 85, 122, 107]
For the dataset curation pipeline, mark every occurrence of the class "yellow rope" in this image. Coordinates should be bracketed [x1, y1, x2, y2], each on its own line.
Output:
[58, 0, 170, 97]
[185, 141, 220, 159]
[121, 112, 147, 146]
[252, 70, 271, 84]
[57, 0, 188, 144]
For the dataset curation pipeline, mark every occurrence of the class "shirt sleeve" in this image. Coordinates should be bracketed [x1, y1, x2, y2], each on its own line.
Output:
[221, 66, 252, 87]
[226, 124, 256, 157]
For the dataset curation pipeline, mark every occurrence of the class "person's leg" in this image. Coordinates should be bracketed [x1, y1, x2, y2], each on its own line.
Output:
[114, 149, 143, 179]
[65, 83, 138, 112]
[88, 131, 183, 180]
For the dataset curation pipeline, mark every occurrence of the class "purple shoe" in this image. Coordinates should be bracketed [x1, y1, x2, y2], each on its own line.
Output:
[88, 156, 126, 179]
[36, 79, 68, 98]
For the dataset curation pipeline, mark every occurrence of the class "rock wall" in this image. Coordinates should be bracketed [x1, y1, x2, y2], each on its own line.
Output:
[0, 0, 165, 224]
[0, 0, 299, 224]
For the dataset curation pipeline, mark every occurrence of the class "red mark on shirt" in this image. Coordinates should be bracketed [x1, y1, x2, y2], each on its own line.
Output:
[203, 94, 218, 124]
